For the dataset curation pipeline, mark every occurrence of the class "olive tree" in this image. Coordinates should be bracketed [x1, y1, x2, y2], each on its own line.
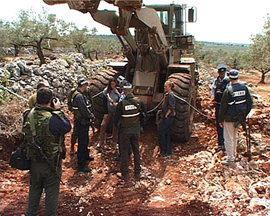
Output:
[17, 8, 69, 65]
[247, 15, 270, 83]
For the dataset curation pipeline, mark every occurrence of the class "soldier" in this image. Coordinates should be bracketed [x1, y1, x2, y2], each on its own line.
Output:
[23, 88, 71, 216]
[114, 82, 145, 181]
[28, 80, 49, 108]
[219, 70, 253, 166]
[68, 86, 94, 155]
[211, 63, 230, 152]
[71, 78, 95, 173]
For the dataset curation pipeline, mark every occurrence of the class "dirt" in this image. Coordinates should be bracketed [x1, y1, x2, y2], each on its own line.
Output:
[1, 66, 270, 216]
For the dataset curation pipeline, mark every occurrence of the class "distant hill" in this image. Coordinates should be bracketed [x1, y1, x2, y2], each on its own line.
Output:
[198, 41, 249, 47]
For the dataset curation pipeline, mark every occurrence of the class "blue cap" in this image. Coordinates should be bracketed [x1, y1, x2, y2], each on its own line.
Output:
[77, 78, 88, 86]
[123, 82, 132, 89]
[217, 63, 227, 73]
[229, 70, 239, 79]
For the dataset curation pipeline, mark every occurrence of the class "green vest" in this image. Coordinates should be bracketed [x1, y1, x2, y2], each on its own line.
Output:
[70, 90, 81, 117]
[22, 107, 64, 162]
[71, 89, 92, 118]
[121, 97, 141, 128]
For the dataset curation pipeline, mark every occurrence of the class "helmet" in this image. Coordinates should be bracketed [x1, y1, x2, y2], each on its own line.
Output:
[77, 78, 88, 86]
[217, 63, 227, 73]
[228, 69, 239, 79]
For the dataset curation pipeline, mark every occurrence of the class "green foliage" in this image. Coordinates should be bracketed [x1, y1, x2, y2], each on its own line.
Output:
[246, 15, 270, 83]
[194, 41, 248, 69]
[0, 70, 10, 105]
[61, 56, 73, 67]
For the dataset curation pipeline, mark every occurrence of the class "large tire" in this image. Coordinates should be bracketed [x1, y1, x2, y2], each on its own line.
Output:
[89, 69, 118, 129]
[167, 73, 196, 142]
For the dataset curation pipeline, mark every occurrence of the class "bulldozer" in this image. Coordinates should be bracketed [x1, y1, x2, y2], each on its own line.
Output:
[43, 0, 198, 142]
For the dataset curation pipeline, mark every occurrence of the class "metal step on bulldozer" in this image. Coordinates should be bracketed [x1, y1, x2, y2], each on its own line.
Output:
[43, 0, 198, 142]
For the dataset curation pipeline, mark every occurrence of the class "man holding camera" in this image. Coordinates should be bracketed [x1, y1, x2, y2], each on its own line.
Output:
[23, 87, 71, 216]
[71, 78, 95, 173]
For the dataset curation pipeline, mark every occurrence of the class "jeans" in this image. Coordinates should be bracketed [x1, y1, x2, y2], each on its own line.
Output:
[159, 117, 174, 155]
[75, 119, 90, 169]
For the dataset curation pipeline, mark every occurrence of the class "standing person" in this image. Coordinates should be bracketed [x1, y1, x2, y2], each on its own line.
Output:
[68, 86, 94, 155]
[114, 82, 145, 181]
[28, 80, 49, 108]
[211, 63, 230, 152]
[98, 78, 120, 147]
[23, 88, 71, 216]
[159, 81, 176, 157]
[219, 70, 253, 166]
[71, 78, 95, 173]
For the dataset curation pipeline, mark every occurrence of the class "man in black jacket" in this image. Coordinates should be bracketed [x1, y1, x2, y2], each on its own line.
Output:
[71, 78, 95, 173]
[211, 63, 230, 152]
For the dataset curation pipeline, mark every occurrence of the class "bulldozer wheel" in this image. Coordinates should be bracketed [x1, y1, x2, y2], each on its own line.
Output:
[89, 69, 118, 129]
[167, 73, 196, 142]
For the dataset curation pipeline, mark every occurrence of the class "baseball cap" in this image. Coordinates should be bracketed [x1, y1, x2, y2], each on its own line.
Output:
[123, 82, 132, 89]
[77, 78, 88, 86]
[217, 63, 227, 73]
[228, 69, 239, 79]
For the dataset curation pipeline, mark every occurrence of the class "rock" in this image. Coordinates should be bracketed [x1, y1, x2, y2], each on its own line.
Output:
[249, 198, 270, 210]
[24, 85, 34, 92]
[249, 177, 270, 199]
[165, 179, 171, 185]
[11, 82, 23, 92]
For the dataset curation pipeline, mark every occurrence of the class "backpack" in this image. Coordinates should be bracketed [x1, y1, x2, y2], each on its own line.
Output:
[9, 109, 32, 170]
[67, 88, 77, 112]
[9, 145, 31, 170]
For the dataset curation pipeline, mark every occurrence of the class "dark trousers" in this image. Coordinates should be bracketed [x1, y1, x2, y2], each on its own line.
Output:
[117, 131, 131, 157]
[215, 104, 225, 148]
[120, 133, 141, 177]
[159, 117, 174, 155]
[71, 122, 78, 146]
[26, 161, 61, 216]
[75, 120, 89, 169]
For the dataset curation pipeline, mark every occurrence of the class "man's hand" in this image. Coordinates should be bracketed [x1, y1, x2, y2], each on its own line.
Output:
[52, 98, 61, 109]
[219, 122, 224, 128]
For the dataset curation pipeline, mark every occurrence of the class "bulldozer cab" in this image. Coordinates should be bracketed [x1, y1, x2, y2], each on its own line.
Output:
[146, 4, 196, 56]
[149, 4, 196, 40]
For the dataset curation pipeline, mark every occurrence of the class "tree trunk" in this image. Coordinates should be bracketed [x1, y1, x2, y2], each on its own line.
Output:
[88, 52, 94, 61]
[37, 40, 45, 66]
[95, 51, 98, 60]
[259, 71, 266, 84]
[14, 45, 20, 57]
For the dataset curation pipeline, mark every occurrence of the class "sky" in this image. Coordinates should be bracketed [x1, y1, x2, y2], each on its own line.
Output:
[0, 0, 269, 44]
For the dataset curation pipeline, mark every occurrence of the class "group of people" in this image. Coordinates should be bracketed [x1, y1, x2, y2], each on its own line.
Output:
[21, 63, 253, 215]
[211, 64, 253, 165]
[22, 76, 176, 215]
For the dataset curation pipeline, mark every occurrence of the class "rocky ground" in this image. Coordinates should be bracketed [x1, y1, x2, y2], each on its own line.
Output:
[0, 57, 270, 216]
